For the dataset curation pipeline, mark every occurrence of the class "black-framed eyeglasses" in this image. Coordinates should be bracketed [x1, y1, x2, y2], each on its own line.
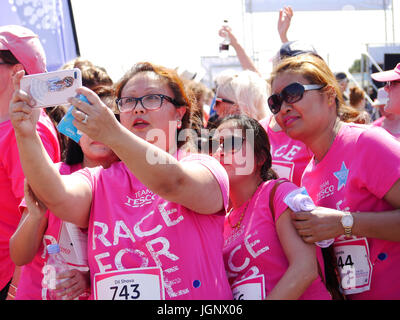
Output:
[116, 94, 179, 113]
[386, 80, 400, 88]
[211, 135, 245, 154]
[268, 82, 325, 115]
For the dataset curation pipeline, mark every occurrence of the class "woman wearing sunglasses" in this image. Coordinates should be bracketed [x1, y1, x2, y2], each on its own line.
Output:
[9, 62, 232, 300]
[211, 69, 269, 122]
[209, 69, 313, 187]
[269, 54, 400, 299]
[213, 114, 331, 300]
[259, 108, 314, 187]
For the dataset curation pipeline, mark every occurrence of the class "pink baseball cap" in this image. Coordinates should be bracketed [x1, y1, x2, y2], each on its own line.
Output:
[371, 63, 400, 82]
[0, 25, 47, 75]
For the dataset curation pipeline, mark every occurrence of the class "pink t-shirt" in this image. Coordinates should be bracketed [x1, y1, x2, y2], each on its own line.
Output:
[259, 116, 313, 187]
[223, 179, 331, 300]
[372, 117, 384, 127]
[302, 123, 400, 300]
[74, 153, 232, 300]
[15, 162, 85, 300]
[371, 117, 400, 139]
[0, 110, 60, 290]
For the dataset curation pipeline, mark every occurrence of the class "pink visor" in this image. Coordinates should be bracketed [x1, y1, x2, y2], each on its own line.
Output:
[371, 63, 400, 82]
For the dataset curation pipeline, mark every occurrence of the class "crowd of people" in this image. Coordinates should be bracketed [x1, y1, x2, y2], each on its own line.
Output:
[1, 5, 400, 301]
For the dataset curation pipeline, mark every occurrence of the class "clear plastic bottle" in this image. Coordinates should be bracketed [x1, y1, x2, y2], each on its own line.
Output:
[284, 187, 334, 248]
[219, 19, 230, 58]
[42, 244, 69, 300]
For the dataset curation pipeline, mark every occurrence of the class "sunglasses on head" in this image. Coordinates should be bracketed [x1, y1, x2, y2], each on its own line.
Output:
[215, 97, 235, 105]
[211, 135, 245, 154]
[268, 82, 325, 115]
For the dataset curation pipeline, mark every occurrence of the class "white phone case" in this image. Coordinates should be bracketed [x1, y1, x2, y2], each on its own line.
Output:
[21, 68, 82, 108]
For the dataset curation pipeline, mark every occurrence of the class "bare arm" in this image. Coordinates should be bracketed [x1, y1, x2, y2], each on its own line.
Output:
[10, 181, 48, 266]
[352, 178, 400, 240]
[218, 26, 261, 76]
[277, 6, 293, 43]
[9, 71, 92, 228]
[266, 208, 319, 300]
[69, 87, 225, 215]
[104, 127, 224, 214]
[10, 209, 47, 266]
[292, 178, 400, 243]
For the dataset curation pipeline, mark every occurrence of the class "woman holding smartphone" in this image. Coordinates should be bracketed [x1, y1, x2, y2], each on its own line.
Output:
[10, 84, 119, 300]
[9, 62, 232, 300]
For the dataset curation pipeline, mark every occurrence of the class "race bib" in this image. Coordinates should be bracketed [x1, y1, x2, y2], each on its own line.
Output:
[231, 275, 265, 300]
[94, 267, 165, 300]
[333, 237, 372, 295]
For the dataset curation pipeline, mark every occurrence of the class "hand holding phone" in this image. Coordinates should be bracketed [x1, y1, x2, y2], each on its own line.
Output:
[20, 68, 82, 108]
[57, 94, 90, 143]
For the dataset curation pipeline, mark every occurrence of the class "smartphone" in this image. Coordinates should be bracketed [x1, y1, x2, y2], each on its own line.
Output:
[57, 94, 90, 143]
[21, 68, 82, 108]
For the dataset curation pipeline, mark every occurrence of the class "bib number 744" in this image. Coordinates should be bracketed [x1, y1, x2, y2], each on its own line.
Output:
[333, 237, 372, 295]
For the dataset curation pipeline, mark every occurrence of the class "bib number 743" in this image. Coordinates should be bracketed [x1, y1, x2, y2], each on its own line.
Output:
[94, 267, 165, 300]
[110, 283, 140, 300]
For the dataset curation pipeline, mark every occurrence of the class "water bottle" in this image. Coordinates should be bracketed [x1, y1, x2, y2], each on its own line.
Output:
[42, 244, 70, 300]
[284, 187, 334, 248]
[219, 19, 230, 58]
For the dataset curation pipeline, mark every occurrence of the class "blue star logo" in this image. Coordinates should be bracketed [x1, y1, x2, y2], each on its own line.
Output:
[333, 162, 349, 191]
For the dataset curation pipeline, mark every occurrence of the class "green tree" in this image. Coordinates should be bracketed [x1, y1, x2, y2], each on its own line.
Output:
[349, 54, 368, 73]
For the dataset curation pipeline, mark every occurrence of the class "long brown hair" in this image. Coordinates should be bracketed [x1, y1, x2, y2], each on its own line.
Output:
[62, 58, 113, 89]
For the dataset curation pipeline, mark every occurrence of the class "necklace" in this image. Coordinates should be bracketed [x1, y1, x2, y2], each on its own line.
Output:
[228, 180, 263, 230]
[228, 200, 250, 230]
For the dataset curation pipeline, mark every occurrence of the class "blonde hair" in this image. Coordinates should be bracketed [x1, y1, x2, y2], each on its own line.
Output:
[269, 54, 361, 123]
[215, 69, 271, 120]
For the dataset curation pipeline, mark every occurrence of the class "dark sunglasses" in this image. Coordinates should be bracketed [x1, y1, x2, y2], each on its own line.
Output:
[268, 82, 325, 114]
[211, 135, 245, 154]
